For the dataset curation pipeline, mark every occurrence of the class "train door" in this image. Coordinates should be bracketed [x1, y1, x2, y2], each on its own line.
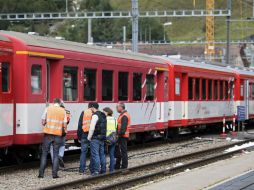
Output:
[45, 60, 50, 104]
[244, 79, 249, 120]
[156, 70, 169, 129]
[0, 56, 14, 147]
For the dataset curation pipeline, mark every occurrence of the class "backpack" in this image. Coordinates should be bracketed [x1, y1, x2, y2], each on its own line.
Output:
[105, 117, 118, 145]
[93, 111, 107, 140]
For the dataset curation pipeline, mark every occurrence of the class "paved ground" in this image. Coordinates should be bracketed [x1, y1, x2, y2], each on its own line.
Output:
[137, 150, 254, 190]
[209, 170, 254, 190]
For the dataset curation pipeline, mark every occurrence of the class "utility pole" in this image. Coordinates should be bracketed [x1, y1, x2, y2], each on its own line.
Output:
[253, 0, 254, 18]
[131, 0, 139, 53]
[226, 0, 231, 65]
[87, 19, 93, 44]
[66, 0, 68, 13]
[123, 26, 126, 51]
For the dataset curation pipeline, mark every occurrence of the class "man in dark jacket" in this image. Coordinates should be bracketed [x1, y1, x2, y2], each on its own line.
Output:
[87, 103, 107, 175]
[115, 102, 130, 169]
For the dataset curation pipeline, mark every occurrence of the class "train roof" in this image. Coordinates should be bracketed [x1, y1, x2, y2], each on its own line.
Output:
[161, 56, 235, 74]
[227, 65, 254, 77]
[0, 30, 165, 65]
[162, 56, 254, 78]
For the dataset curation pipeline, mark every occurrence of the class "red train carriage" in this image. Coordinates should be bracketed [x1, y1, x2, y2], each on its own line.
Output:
[233, 67, 254, 120]
[0, 35, 13, 149]
[0, 31, 169, 159]
[162, 57, 237, 133]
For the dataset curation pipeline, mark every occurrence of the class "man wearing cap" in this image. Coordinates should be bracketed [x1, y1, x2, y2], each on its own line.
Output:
[87, 103, 107, 175]
[115, 103, 131, 169]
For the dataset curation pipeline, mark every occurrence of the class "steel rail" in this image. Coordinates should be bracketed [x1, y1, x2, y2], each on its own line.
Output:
[98, 146, 250, 190]
[40, 138, 254, 190]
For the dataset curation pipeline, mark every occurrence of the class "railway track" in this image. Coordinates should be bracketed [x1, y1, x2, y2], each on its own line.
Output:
[40, 139, 254, 190]
[0, 134, 201, 173]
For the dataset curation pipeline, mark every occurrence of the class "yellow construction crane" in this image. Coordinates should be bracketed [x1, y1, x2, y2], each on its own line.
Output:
[205, 0, 215, 57]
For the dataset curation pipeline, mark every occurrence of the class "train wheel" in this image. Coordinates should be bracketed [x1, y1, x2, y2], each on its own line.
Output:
[167, 128, 180, 139]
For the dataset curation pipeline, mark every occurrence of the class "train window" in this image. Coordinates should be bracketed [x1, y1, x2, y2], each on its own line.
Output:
[208, 79, 212, 100]
[102, 70, 113, 101]
[188, 77, 193, 100]
[202, 79, 206, 100]
[240, 84, 244, 97]
[84, 69, 96, 101]
[219, 81, 224, 100]
[118, 72, 129, 101]
[146, 74, 154, 101]
[2, 62, 10, 92]
[133, 73, 142, 101]
[195, 78, 200, 100]
[214, 80, 218, 100]
[31, 65, 42, 94]
[175, 77, 180, 95]
[63, 66, 78, 101]
[230, 81, 234, 99]
[225, 81, 229, 100]
[252, 84, 254, 98]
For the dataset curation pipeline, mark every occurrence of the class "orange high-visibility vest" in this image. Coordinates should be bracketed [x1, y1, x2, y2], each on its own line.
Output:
[117, 112, 130, 138]
[82, 109, 93, 133]
[44, 105, 66, 136]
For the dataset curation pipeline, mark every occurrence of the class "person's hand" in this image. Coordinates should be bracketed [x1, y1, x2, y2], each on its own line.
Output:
[42, 120, 46, 126]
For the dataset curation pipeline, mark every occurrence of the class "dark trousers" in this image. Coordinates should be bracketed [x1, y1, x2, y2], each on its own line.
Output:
[115, 137, 128, 169]
[39, 134, 63, 177]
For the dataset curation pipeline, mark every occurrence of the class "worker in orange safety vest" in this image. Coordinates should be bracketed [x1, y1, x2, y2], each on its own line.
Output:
[77, 102, 94, 174]
[39, 98, 67, 179]
[115, 102, 131, 170]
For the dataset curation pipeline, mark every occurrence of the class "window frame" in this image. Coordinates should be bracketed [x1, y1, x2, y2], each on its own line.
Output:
[195, 78, 200, 100]
[225, 81, 229, 100]
[214, 80, 219, 100]
[208, 79, 213, 100]
[219, 80, 224, 100]
[83, 68, 97, 102]
[175, 77, 181, 96]
[132, 72, 142, 102]
[101, 69, 114, 102]
[118, 71, 129, 101]
[1, 62, 11, 93]
[63, 66, 79, 102]
[145, 74, 155, 101]
[31, 64, 42, 94]
[188, 77, 194, 100]
[201, 78, 207, 100]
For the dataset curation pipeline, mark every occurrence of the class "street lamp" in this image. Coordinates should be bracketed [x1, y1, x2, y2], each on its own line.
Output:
[163, 22, 172, 42]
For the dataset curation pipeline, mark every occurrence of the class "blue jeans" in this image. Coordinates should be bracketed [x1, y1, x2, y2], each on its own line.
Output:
[109, 144, 116, 173]
[90, 139, 106, 175]
[50, 136, 66, 160]
[39, 134, 63, 177]
[79, 138, 89, 173]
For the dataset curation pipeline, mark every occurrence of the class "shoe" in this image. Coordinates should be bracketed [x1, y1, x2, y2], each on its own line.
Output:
[59, 157, 65, 168]
[53, 175, 60, 179]
[38, 175, 44, 178]
[91, 172, 99, 176]
[79, 171, 85, 175]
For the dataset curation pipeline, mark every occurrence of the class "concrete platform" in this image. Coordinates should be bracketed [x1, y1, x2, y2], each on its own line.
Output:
[137, 151, 254, 190]
[209, 170, 254, 190]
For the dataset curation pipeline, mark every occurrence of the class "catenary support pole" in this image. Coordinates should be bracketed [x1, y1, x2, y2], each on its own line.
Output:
[226, 0, 231, 65]
[131, 0, 139, 53]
